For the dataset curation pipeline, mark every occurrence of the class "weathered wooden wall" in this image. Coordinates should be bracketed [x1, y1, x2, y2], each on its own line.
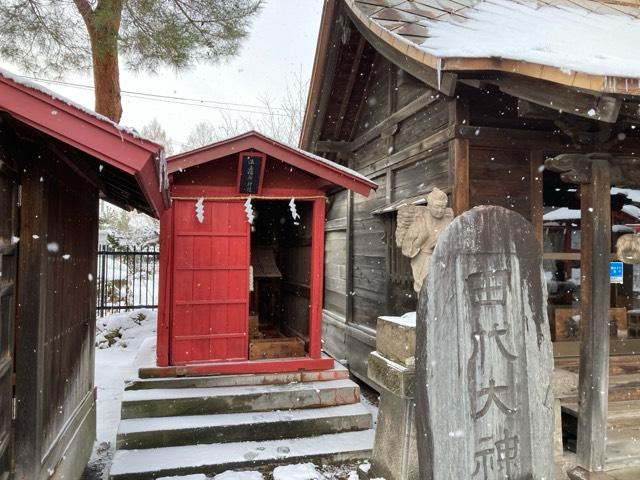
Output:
[321, 56, 455, 382]
[281, 201, 313, 342]
[14, 136, 97, 480]
[316, 16, 640, 387]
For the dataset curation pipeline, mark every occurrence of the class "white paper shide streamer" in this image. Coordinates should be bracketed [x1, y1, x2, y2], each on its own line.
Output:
[289, 198, 300, 225]
[244, 197, 255, 224]
[195, 197, 205, 223]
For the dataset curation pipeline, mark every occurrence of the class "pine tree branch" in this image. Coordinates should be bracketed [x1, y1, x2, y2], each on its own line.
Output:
[171, 0, 211, 44]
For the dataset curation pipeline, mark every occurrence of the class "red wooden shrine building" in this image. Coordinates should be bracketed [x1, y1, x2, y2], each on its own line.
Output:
[156, 131, 376, 375]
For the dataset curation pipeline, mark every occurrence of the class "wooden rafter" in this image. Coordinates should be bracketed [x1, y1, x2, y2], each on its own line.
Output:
[333, 35, 367, 139]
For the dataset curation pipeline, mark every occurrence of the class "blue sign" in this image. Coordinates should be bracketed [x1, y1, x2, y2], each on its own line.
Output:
[610, 261, 623, 284]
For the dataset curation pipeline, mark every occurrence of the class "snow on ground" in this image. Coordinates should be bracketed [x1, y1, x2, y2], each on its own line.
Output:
[85, 309, 376, 479]
[87, 308, 158, 478]
[272, 463, 323, 479]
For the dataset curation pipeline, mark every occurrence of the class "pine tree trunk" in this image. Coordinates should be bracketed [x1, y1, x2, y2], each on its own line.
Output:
[85, 0, 124, 123]
[91, 36, 122, 123]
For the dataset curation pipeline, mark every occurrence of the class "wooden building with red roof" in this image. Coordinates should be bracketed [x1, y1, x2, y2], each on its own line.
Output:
[0, 68, 168, 479]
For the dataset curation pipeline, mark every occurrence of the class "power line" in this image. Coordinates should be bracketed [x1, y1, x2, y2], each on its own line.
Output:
[17, 74, 289, 116]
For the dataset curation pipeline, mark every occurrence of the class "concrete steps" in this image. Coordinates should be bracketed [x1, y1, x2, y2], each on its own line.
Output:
[110, 364, 374, 479]
[110, 430, 374, 480]
[563, 397, 640, 470]
[117, 403, 372, 449]
[121, 379, 361, 419]
[125, 363, 350, 391]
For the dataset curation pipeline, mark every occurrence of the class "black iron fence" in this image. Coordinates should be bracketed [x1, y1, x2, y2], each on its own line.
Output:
[96, 244, 159, 314]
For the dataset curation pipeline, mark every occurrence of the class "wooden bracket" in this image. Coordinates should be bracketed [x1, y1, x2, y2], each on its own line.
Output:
[546, 152, 640, 187]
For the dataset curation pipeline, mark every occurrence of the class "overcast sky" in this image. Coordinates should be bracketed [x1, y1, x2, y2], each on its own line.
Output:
[10, 0, 324, 149]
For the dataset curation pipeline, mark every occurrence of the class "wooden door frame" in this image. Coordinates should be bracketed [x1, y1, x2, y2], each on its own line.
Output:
[155, 195, 334, 374]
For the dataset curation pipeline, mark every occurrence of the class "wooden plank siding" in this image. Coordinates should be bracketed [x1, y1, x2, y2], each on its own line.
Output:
[318, 57, 458, 382]
[14, 139, 97, 480]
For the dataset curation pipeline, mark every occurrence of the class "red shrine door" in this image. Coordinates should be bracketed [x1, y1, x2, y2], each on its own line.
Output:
[170, 200, 250, 364]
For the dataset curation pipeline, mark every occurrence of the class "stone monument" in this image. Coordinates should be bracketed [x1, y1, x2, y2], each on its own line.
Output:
[415, 206, 554, 479]
[396, 187, 454, 293]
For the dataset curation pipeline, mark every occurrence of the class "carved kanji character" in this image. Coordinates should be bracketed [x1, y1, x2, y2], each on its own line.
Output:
[472, 437, 494, 479]
[495, 429, 519, 476]
[475, 379, 517, 419]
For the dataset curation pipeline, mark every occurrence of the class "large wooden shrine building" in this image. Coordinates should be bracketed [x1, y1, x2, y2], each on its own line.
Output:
[302, 0, 640, 474]
[0, 70, 167, 479]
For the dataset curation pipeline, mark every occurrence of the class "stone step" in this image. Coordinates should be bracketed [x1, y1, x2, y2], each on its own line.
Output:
[125, 362, 349, 391]
[117, 403, 372, 449]
[109, 429, 375, 480]
[562, 400, 640, 471]
[121, 379, 361, 419]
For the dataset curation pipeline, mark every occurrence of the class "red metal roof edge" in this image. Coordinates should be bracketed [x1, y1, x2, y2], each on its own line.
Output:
[0, 71, 169, 216]
[167, 130, 377, 196]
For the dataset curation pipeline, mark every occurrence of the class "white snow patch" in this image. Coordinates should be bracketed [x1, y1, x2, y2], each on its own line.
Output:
[378, 311, 416, 328]
[158, 475, 208, 480]
[109, 430, 374, 475]
[613, 187, 640, 203]
[416, 0, 640, 78]
[214, 471, 264, 480]
[92, 309, 157, 457]
[543, 208, 581, 221]
[272, 463, 324, 480]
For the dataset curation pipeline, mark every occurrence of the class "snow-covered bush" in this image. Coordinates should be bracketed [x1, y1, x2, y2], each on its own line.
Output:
[95, 310, 156, 349]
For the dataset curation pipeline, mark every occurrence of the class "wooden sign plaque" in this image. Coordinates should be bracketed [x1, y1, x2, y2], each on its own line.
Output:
[237, 151, 266, 194]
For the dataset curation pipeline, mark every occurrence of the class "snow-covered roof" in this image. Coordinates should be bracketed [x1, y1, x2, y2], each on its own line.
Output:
[0, 66, 169, 216]
[419, 0, 640, 79]
[167, 130, 377, 196]
[544, 204, 640, 222]
[543, 207, 581, 222]
[612, 187, 640, 204]
[0, 67, 146, 139]
[344, 0, 640, 94]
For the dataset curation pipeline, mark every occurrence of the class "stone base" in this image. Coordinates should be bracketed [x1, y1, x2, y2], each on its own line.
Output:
[366, 390, 419, 480]
[568, 466, 614, 479]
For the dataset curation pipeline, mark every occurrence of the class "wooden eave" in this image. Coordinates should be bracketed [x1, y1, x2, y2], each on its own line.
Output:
[167, 131, 377, 197]
[301, 0, 640, 148]
[0, 73, 169, 217]
[342, 0, 640, 95]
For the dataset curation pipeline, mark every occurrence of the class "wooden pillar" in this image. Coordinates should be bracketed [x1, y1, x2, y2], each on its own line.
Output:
[546, 153, 613, 473]
[577, 159, 611, 471]
[309, 197, 326, 359]
[346, 189, 354, 324]
[448, 97, 470, 215]
[156, 207, 173, 367]
[530, 150, 544, 246]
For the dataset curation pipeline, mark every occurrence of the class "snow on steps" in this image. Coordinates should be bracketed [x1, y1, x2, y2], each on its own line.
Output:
[121, 379, 361, 419]
[117, 403, 372, 449]
[109, 429, 375, 480]
[125, 362, 349, 390]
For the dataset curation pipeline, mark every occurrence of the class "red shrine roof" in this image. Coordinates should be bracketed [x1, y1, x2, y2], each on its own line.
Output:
[167, 130, 377, 196]
[0, 67, 169, 216]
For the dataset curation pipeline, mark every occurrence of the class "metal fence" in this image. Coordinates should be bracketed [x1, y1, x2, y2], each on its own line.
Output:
[96, 244, 159, 314]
